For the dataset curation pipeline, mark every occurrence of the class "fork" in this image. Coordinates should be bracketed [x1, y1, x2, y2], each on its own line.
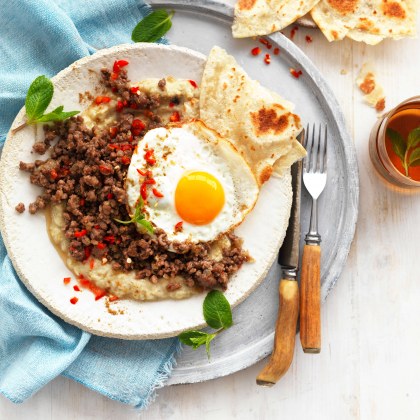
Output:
[300, 123, 327, 354]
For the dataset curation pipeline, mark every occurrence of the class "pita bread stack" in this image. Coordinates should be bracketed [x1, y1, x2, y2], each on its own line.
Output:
[200, 46, 306, 185]
[311, 0, 417, 45]
[233, 0, 321, 38]
[232, 0, 417, 44]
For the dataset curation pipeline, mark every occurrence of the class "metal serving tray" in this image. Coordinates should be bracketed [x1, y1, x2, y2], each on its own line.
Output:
[147, 0, 359, 385]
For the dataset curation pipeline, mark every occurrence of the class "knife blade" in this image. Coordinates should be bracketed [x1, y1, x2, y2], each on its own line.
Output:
[256, 131, 304, 386]
[278, 158, 302, 275]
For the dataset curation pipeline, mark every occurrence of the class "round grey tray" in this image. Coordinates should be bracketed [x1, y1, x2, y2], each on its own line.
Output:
[149, 0, 359, 386]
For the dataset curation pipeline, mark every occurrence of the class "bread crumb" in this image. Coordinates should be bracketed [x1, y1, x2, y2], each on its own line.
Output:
[356, 63, 386, 113]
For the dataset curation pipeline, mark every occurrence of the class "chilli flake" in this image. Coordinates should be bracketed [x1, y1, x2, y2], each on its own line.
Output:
[290, 26, 298, 40]
[290, 68, 303, 79]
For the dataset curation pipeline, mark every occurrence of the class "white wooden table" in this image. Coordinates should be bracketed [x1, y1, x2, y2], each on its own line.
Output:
[2, 2, 420, 419]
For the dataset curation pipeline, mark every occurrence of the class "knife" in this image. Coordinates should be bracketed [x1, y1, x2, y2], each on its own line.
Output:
[256, 135, 303, 387]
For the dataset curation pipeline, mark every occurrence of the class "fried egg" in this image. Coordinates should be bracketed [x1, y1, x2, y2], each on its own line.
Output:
[125, 121, 259, 243]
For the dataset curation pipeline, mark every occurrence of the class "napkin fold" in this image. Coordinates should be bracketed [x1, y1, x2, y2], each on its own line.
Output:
[0, 0, 181, 408]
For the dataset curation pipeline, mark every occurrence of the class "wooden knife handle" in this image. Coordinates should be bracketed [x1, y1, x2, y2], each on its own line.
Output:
[256, 279, 299, 386]
[300, 244, 321, 353]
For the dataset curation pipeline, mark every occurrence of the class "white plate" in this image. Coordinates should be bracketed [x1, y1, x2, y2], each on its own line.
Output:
[0, 43, 292, 339]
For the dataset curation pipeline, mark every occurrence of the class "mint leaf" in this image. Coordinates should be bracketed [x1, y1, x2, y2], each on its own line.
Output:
[37, 106, 79, 122]
[178, 290, 233, 358]
[178, 330, 216, 358]
[205, 334, 216, 359]
[138, 219, 154, 234]
[114, 198, 154, 234]
[25, 76, 53, 122]
[132, 10, 174, 43]
[407, 127, 420, 150]
[179, 331, 209, 348]
[409, 148, 420, 167]
[203, 290, 233, 329]
[386, 128, 406, 162]
[23, 76, 80, 126]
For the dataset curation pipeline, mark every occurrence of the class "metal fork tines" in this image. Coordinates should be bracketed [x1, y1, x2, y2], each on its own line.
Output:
[303, 123, 327, 245]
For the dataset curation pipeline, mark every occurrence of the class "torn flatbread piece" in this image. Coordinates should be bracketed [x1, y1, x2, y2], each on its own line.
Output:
[200, 46, 306, 185]
[232, 0, 321, 38]
[356, 63, 386, 112]
[311, 0, 417, 44]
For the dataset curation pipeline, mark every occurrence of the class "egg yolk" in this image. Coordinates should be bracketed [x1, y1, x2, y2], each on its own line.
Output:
[175, 171, 225, 225]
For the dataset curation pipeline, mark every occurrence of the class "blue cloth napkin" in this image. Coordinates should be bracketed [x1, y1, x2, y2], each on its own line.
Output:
[0, 0, 181, 408]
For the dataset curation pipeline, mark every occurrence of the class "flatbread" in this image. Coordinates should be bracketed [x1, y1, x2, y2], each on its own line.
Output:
[311, 0, 417, 44]
[233, 0, 321, 38]
[356, 63, 386, 111]
[200, 46, 305, 185]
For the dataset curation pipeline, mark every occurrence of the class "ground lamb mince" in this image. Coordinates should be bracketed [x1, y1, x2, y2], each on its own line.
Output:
[18, 65, 251, 300]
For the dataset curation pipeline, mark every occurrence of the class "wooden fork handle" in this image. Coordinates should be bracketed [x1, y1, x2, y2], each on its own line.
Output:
[256, 279, 299, 386]
[300, 244, 321, 353]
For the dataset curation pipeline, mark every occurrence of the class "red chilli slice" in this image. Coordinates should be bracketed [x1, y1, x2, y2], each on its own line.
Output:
[273, 47, 280, 55]
[73, 285, 81, 292]
[264, 54, 271, 65]
[174, 221, 183, 232]
[99, 164, 112, 175]
[113, 60, 129, 73]
[70, 297, 78, 305]
[132, 119, 146, 130]
[140, 183, 148, 200]
[63, 277, 71, 285]
[116, 100, 124, 112]
[96, 242, 106, 250]
[84, 246, 92, 260]
[104, 235, 115, 244]
[109, 126, 118, 138]
[130, 86, 139, 93]
[189, 80, 198, 88]
[152, 188, 164, 198]
[121, 156, 131, 165]
[137, 168, 147, 176]
[144, 149, 156, 165]
[169, 111, 180, 122]
[251, 47, 261, 56]
[259, 38, 272, 49]
[74, 229, 87, 238]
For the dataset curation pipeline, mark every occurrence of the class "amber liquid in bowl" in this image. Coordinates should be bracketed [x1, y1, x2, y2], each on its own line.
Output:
[369, 97, 420, 188]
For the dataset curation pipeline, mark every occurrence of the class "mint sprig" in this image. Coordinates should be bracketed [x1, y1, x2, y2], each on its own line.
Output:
[387, 127, 420, 176]
[132, 10, 174, 43]
[179, 290, 233, 359]
[25, 75, 79, 125]
[25, 76, 54, 123]
[114, 197, 154, 234]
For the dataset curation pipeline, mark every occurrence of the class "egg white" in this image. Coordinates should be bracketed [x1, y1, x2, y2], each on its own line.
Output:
[125, 121, 259, 243]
